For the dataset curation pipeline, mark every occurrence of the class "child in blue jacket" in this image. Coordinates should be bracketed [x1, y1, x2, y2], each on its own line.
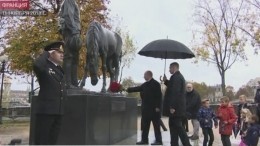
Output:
[244, 115, 260, 146]
[198, 99, 218, 146]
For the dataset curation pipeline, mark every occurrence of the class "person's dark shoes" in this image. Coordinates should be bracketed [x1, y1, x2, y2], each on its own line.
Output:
[136, 141, 149, 145]
[151, 141, 163, 145]
[190, 135, 199, 140]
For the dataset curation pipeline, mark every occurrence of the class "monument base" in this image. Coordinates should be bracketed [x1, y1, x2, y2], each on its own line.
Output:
[29, 93, 137, 145]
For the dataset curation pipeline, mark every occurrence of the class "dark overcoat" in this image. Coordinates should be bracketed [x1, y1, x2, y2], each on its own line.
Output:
[128, 78, 162, 118]
[186, 90, 201, 119]
[163, 71, 186, 117]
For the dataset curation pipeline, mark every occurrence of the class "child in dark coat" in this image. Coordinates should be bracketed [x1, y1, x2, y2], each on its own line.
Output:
[198, 99, 218, 146]
[244, 115, 260, 146]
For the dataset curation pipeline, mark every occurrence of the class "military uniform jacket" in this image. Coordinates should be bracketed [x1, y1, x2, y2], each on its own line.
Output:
[33, 51, 65, 115]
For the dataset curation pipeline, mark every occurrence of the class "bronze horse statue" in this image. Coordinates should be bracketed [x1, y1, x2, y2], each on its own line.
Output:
[80, 21, 122, 92]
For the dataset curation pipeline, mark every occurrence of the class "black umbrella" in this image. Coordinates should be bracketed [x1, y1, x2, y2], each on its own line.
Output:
[138, 39, 195, 74]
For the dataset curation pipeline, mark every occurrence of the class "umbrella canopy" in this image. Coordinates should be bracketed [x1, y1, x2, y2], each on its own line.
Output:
[138, 39, 195, 59]
[138, 39, 195, 75]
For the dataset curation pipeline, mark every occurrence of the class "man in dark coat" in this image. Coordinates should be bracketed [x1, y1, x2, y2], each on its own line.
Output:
[163, 62, 191, 146]
[127, 71, 162, 145]
[33, 41, 65, 145]
[185, 83, 201, 140]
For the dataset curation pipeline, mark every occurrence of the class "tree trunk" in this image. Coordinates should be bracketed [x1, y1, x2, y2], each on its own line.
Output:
[220, 71, 226, 96]
[119, 65, 124, 84]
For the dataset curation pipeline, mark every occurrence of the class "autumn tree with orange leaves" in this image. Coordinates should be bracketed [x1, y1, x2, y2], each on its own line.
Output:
[5, 0, 110, 77]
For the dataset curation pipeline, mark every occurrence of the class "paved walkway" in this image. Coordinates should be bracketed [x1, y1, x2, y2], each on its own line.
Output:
[135, 117, 242, 146]
[0, 117, 259, 145]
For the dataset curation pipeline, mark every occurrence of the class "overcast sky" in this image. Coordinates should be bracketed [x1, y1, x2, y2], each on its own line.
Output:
[10, 0, 260, 91]
[106, 0, 260, 91]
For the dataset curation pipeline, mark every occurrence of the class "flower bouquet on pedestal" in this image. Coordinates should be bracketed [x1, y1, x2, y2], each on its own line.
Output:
[109, 82, 126, 93]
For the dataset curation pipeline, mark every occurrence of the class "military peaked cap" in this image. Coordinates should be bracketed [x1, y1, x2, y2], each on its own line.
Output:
[44, 41, 64, 52]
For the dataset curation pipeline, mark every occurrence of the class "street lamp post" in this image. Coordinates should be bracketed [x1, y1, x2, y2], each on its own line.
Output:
[0, 60, 6, 124]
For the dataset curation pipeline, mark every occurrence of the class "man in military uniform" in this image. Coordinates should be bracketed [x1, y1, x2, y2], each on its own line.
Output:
[33, 41, 65, 145]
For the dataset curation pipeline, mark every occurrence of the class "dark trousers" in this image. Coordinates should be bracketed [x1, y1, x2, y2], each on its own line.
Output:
[141, 116, 162, 143]
[159, 119, 167, 131]
[169, 116, 191, 146]
[34, 114, 62, 145]
[202, 128, 214, 146]
[182, 118, 189, 132]
[141, 118, 167, 131]
[221, 135, 231, 146]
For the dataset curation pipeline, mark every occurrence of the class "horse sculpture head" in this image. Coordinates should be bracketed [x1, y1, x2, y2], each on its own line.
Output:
[82, 21, 122, 92]
[86, 22, 100, 86]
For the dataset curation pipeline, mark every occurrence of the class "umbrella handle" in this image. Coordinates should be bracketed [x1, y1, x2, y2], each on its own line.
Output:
[160, 75, 163, 82]
[160, 74, 167, 82]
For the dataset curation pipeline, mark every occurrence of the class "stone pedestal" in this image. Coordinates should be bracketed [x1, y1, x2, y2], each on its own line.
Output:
[29, 93, 137, 145]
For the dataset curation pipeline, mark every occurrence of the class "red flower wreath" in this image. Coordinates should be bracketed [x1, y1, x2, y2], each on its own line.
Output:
[109, 82, 124, 93]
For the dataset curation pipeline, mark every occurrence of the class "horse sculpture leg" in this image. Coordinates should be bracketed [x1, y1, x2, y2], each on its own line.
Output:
[101, 55, 107, 93]
[107, 59, 115, 83]
[79, 65, 88, 88]
[80, 74, 87, 88]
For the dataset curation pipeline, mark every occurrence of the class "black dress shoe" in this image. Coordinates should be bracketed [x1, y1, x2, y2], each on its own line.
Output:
[151, 141, 163, 145]
[136, 141, 149, 145]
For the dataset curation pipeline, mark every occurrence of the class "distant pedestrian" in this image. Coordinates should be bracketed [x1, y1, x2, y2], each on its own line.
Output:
[216, 96, 237, 146]
[198, 99, 218, 146]
[185, 83, 201, 140]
